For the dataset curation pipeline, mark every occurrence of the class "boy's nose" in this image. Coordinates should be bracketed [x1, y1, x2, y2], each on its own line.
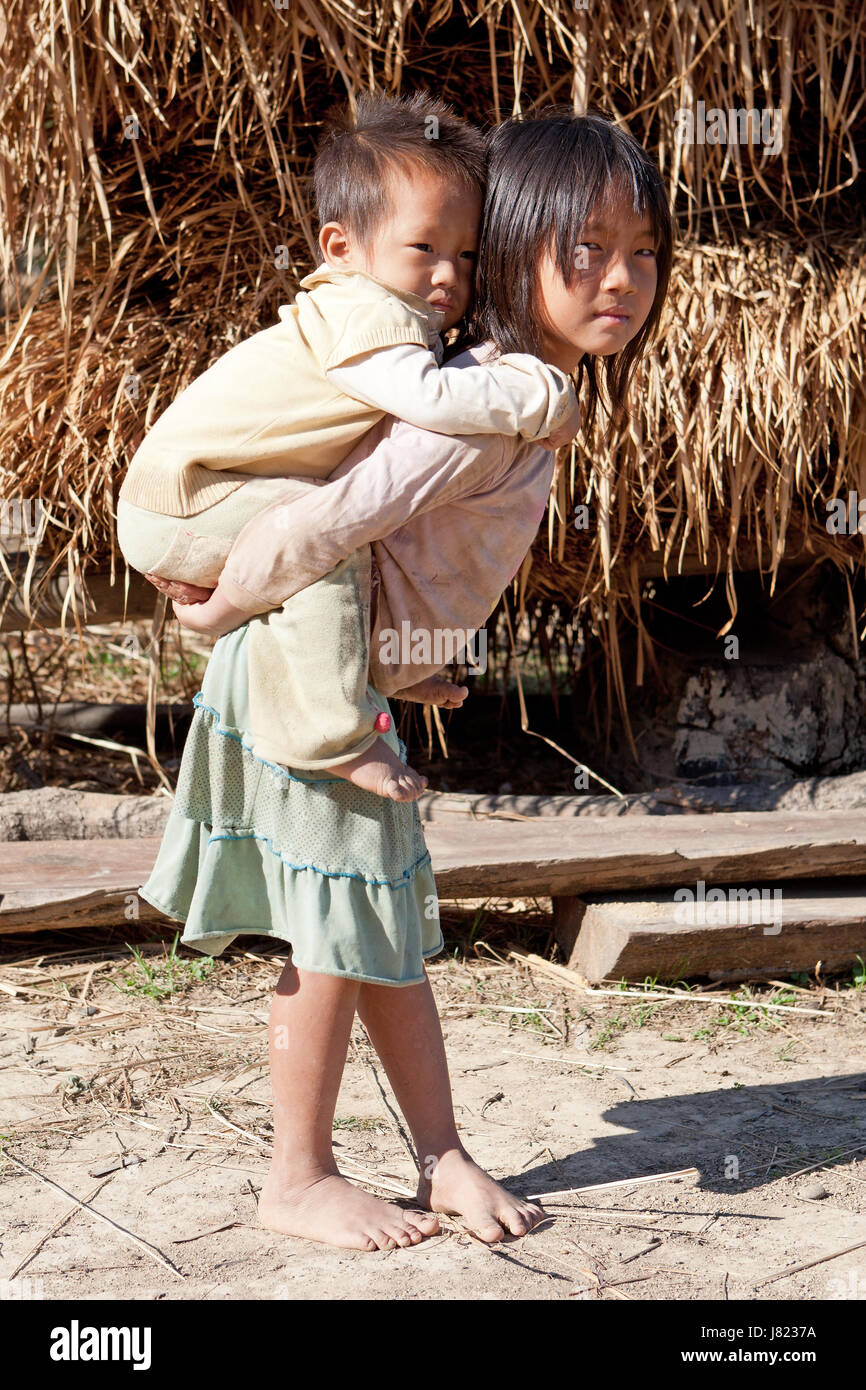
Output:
[431, 258, 458, 286]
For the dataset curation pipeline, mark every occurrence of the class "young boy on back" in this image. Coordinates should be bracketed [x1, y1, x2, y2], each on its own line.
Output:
[120, 91, 579, 798]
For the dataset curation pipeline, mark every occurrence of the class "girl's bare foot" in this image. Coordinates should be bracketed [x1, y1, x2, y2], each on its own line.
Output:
[393, 675, 469, 707]
[259, 1168, 440, 1250]
[416, 1147, 546, 1243]
[330, 737, 428, 801]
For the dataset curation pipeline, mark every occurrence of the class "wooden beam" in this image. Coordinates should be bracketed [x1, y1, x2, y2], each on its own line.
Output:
[426, 811, 866, 897]
[551, 895, 587, 960]
[4, 779, 866, 847]
[568, 883, 866, 983]
[0, 838, 173, 932]
[634, 525, 814, 580]
[3, 810, 866, 936]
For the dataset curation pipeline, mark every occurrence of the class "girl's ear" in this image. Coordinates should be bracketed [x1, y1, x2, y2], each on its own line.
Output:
[319, 222, 354, 267]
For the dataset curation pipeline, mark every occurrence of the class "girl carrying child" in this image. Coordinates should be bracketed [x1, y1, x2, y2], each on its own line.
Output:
[118, 92, 578, 802]
[140, 106, 673, 1250]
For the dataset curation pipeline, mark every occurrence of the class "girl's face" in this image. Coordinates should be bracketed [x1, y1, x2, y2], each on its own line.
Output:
[536, 197, 659, 372]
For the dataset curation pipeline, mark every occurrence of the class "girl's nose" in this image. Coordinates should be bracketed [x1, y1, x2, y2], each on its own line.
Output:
[600, 252, 636, 292]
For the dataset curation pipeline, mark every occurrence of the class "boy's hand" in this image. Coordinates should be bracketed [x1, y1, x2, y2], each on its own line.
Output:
[539, 397, 582, 450]
[391, 674, 469, 707]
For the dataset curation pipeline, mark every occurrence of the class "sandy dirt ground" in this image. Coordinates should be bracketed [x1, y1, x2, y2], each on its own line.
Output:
[2, 927, 865, 1303]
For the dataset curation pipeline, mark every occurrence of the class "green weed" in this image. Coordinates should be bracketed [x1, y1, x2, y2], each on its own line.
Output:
[589, 1014, 627, 1051]
[109, 932, 215, 1001]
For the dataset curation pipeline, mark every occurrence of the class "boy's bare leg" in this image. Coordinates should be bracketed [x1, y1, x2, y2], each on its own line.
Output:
[356, 974, 546, 1242]
[144, 576, 466, 803]
[326, 676, 469, 800]
[259, 958, 440, 1249]
[325, 739, 429, 801]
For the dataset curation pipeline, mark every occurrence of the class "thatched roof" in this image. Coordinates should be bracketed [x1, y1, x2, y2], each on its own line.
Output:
[2, 1, 864, 682]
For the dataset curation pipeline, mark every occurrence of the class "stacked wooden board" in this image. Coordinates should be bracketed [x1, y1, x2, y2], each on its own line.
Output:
[1, 799, 865, 982]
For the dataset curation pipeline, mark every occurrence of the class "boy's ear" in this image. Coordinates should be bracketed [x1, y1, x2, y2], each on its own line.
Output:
[319, 222, 355, 267]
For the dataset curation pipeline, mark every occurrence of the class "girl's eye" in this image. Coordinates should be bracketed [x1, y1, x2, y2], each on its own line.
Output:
[411, 243, 434, 253]
[459, 250, 478, 261]
[636, 247, 657, 257]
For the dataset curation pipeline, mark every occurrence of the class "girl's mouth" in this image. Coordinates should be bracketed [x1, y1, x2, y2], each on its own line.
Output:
[594, 308, 631, 325]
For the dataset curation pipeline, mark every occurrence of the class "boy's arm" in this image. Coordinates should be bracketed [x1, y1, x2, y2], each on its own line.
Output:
[217, 420, 511, 617]
[327, 343, 580, 442]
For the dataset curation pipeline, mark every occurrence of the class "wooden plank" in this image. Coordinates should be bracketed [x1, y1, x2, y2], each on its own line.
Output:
[426, 811, 866, 896]
[0, 839, 171, 931]
[0, 701, 194, 739]
[569, 882, 866, 983]
[551, 895, 587, 960]
[3, 811, 866, 935]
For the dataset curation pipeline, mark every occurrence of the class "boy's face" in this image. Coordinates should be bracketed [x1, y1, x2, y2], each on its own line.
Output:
[536, 196, 659, 373]
[327, 165, 481, 331]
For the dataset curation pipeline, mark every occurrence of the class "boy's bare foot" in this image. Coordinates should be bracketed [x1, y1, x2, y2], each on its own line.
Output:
[416, 1147, 546, 1243]
[330, 737, 428, 802]
[259, 1168, 440, 1251]
[145, 573, 215, 604]
[393, 674, 469, 708]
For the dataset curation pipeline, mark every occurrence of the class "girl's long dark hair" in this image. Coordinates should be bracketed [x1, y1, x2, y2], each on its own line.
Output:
[467, 109, 674, 436]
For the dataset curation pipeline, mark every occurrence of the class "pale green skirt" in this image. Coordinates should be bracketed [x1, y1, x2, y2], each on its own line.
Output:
[138, 623, 443, 986]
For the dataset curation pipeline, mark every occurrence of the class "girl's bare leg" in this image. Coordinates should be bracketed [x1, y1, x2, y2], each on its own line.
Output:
[356, 973, 546, 1242]
[258, 957, 440, 1250]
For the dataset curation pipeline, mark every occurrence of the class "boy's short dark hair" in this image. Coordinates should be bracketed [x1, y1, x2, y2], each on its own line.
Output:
[313, 90, 486, 244]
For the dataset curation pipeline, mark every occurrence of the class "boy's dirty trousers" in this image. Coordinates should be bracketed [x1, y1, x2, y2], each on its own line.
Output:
[116, 476, 381, 769]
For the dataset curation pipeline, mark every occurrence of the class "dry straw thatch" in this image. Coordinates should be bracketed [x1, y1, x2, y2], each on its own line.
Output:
[1, 0, 864, 725]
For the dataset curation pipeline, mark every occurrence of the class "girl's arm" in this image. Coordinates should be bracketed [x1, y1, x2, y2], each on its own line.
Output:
[327, 343, 580, 443]
[216, 419, 514, 619]
[148, 424, 513, 636]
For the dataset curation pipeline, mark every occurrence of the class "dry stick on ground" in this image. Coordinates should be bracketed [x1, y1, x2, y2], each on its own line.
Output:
[509, 952, 590, 990]
[774, 1142, 866, 1182]
[527, 1168, 700, 1202]
[205, 1100, 271, 1156]
[754, 1236, 866, 1289]
[508, 951, 838, 1017]
[332, 1163, 417, 1200]
[507, 1049, 641, 1072]
[352, 1031, 419, 1172]
[619, 1238, 663, 1264]
[588, 989, 833, 1017]
[6, 1175, 112, 1279]
[3, 1153, 185, 1278]
[172, 1222, 247, 1244]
